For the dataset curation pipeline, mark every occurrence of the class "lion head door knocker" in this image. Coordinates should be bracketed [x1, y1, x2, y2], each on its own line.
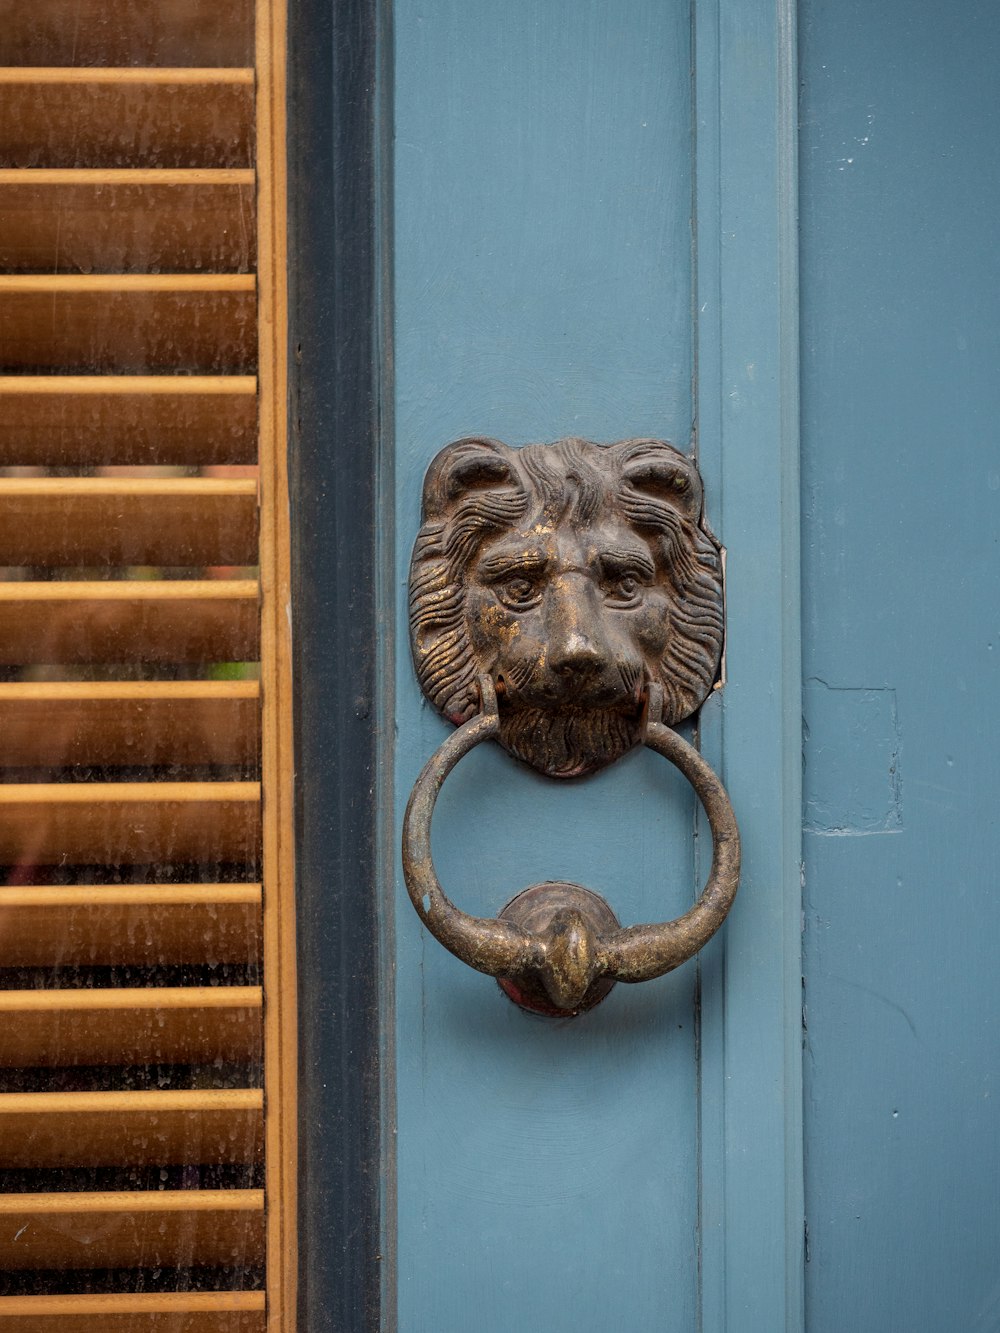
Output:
[403, 436, 740, 1016]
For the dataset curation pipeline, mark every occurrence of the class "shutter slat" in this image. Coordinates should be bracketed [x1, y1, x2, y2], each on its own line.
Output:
[0, 0, 255, 68]
[0, 1090, 263, 1168]
[0, 781, 259, 865]
[0, 1291, 264, 1333]
[0, 71, 254, 170]
[0, 682, 260, 768]
[0, 169, 255, 181]
[0, 581, 259, 664]
[0, 274, 255, 289]
[0, 1190, 264, 1270]
[0, 884, 262, 966]
[0, 987, 262, 1067]
[0, 480, 259, 567]
[0, 68, 255, 83]
[0, 376, 258, 467]
[0, 172, 256, 274]
[0, 278, 256, 374]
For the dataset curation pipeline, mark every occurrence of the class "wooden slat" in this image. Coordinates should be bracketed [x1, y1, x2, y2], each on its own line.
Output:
[0, 1189, 264, 1270]
[0, 884, 262, 966]
[0, 681, 260, 768]
[0, 1090, 263, 1167]
[0, 70, 255, 84]
[0, 169, 254, 182]
[0, 275, 253, 288]
[0, 376, 258, 467]
[0, 71, 254, 170]
[0, 987, 262, 1066]
[0, 581, 259, 664]
[0, 277, 257, 374]
[0, 171, 256, 273]
[0, 0, 256, 68]
[0, 780, 259, 865]
[0, 480, 259, 567]
[0, 1292, 263, 1333]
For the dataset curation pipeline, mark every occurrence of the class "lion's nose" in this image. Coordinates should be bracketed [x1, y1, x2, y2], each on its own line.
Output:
[546, 575, 610, 679]
[549, 630, 604, 677]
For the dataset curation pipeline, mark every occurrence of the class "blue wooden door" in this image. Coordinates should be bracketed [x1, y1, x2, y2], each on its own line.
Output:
[388, 2, 800, 1330]
[293, 0, 1000, 1328]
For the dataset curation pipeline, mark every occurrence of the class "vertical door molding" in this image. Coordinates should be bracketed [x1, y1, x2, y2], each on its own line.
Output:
[694, 0, 804, 1329]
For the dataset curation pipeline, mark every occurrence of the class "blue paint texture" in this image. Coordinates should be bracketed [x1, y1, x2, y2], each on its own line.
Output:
[391, 2, 699, 1328]
[803, 682, 901, 834]
[801, 1, 1000, 1327]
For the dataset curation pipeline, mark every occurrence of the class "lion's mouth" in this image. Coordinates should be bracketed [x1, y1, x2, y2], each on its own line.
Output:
[494, 668, 646, 712]
[494, 687, 645, 778]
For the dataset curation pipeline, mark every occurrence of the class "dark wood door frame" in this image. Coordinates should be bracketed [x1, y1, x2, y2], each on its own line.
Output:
[288, 1, 388, 1328]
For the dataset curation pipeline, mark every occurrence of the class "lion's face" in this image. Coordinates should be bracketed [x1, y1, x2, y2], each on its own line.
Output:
[409, 436, 724, 777]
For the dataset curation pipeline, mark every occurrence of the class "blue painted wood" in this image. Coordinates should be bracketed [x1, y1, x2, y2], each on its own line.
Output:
[694, 1, 804, 1329]
[390, 2, 701, 1328]
[385, 1, 805, 1328]
[800, 2, 1000, 1328]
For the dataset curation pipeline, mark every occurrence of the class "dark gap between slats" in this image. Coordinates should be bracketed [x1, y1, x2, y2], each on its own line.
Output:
[0, 1163, 264, 1194]
[0, 964, 260, 990]
[0, 665, 261, 683]
[0, 1267, 266, 1298]
[0, 1063, 260, 1095]
[0, 764, 260, 782]
[0, 861, 260, 886]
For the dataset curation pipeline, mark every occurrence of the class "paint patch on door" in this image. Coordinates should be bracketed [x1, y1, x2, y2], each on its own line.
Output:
[803, 681, 902, 834]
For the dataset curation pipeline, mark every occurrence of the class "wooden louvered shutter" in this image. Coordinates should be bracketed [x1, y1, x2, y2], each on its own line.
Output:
[0, 2, 295, 1330]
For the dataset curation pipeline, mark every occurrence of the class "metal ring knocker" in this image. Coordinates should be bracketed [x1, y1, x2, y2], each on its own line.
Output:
[402, 677, 741, 1017]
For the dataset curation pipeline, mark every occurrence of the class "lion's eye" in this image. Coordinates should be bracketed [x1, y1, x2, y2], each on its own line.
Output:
[605, 574, 643, 607]
[494, 576, 541, 610]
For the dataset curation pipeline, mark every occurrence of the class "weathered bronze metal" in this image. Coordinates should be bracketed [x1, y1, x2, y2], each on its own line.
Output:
[403, 436, 739, 1016]
[496, 884, 622, 1016]
[409, 436, 724, 778]
[402, 677, 740, 1016]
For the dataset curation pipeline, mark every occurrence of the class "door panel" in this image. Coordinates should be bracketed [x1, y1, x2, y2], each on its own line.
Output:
[387, 0, 807, 1327]
[392, 3, 699, 1328]
[800, 2, 1000, 1327]
[291, 1, 802, 1328]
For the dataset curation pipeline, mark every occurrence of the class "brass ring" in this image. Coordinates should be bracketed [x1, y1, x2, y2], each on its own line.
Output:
[402, 682, 741, 1015]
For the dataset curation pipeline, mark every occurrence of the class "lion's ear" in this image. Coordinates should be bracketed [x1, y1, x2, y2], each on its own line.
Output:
[421, 436, 516, 518]
[618, 440, 702, 518]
